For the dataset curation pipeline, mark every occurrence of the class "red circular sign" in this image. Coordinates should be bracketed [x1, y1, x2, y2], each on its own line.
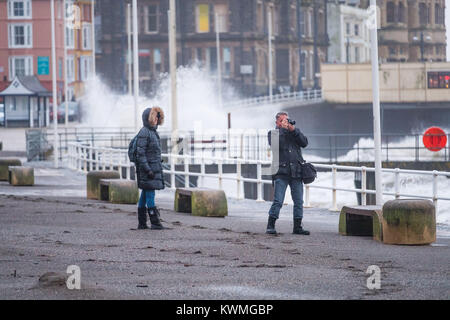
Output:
[423, 127, 447, 152]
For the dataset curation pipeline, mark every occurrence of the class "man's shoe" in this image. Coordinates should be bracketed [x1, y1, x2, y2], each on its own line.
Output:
[266, 216, 277, 234]
[148, 207, 164, 230]
[137, 207, 149, 229]
[293, 218, 310, 235]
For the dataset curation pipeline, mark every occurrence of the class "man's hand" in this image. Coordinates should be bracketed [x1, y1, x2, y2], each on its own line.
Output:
[148, 171, 155, 179]
[287, 123, 295, 132]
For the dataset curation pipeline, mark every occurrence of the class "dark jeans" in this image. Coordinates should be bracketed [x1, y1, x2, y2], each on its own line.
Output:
[268, 177, 304, 219]
[138, 190, 155, 209]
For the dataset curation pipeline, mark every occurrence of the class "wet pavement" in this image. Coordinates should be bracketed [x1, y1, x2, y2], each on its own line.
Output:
[0, 161, 449, 300]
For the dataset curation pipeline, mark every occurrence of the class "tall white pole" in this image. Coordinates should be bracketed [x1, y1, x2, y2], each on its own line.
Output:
[369, 0, 383, 205]
[127, 3, 132, 96]
[63, 0, 69, 126]
[132, 0, 139, 132]
[51, 0, 59, 168]
[169, 0, 178, 154]
[268, 9, 273, 101]
[91, 0, 96, 75]
[215, 13, 222, 109]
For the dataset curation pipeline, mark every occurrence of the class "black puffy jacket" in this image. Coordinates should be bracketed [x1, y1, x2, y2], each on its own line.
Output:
[268, 127, 308, 179]
[136, 108, 165, 190]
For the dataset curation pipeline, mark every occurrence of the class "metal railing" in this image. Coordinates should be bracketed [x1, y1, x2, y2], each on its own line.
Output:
[223, 89, 323, 109]
[66, 142, 450, 212]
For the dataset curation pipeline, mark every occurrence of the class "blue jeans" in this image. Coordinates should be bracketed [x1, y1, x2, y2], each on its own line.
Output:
[269, 178, 304, 219]
[138, 190, 155, 209]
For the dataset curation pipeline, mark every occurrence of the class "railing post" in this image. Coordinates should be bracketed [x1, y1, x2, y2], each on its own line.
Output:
[256, 162, 263, 202]
[361, 166, 367, 206]
[200, 158, 205, 188]
[395, 168, 400, 199]
[432, 170, 438, 210]
[170, 155, 176, 189]
[331, 165, 338, 211]
[83, 147, 88, 173]
[236, 159, 242, 200]
[184, 155, 189, 188]
[305, 184, 311, 207]
[218, 158, 223, 190]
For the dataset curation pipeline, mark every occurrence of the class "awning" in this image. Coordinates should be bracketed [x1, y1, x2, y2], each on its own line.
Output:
[0, 75, 52, 97]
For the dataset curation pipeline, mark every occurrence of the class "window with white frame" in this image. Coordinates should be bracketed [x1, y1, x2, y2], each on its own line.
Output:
[66, 55, 75, 82]
[7, 0, 32, 19]
[82, 23, 92, 50]
[66, 26, 74, 49]
[8, 56, 33, 80]
[80, 56, 92, 81]
[8, 23, 32, 48]
[146, 4, 159, 33]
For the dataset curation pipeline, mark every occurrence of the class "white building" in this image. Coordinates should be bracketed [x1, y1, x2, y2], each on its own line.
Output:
[327, 0, 371, 64]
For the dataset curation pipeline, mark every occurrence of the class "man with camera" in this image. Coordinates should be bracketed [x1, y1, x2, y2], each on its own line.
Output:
[267, 111, 310, 235]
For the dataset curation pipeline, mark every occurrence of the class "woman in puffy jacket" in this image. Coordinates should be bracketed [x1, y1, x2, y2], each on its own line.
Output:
[135, 107, 165, 230]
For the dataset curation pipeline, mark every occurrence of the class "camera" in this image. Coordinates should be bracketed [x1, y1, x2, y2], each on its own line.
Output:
[287, 119, 296, 126]
[157, 112, 161, 121]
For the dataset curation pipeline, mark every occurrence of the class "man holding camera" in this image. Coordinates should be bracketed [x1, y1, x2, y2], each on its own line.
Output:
[267, 111, 310, 235]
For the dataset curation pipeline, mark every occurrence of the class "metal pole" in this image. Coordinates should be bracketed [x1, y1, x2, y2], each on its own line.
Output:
[369, 0, 383, 205]
[51, 0, 59, 168]
[268, 9, 273, 100]
[91, 0, 96, 75]
[169, 0, 178, 155]
[63, 0, 69, 126]
[132, 0, 139, 132]
[127, 3, 132, 96]
[215, 13, 222, 109]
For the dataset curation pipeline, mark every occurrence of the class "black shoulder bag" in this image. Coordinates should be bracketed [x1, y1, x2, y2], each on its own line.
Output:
[300, 161, 317, 184]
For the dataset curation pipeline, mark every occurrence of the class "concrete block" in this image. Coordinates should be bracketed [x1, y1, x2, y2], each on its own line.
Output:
[0, 158, 22, 181]
[98, 179, 139, 204]
[175, 188, 228, 217]
[339, 205, 383, 241]
[382, 199, 436, 245]
[86, 170, 120, 200]
[8, 166, 34, 186]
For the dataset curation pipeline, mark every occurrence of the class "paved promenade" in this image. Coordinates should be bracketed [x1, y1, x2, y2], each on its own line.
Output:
[0, 161, 449, 300]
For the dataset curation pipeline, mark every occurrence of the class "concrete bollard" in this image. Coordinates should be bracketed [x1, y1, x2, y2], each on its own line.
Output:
[0, 158, 22, 181]
[86, 170, 120, 200]
[382, 199, 436, 245]
[175, 188, 228, 217]
[98, 179, 139, 204]
[8, 166, 34, 186]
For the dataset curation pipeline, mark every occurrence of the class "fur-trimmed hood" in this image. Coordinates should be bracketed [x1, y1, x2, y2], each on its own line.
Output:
[142, 107, 165, 128]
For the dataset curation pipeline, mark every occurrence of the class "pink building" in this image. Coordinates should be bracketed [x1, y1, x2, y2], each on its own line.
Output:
[0, 0, 94, 127]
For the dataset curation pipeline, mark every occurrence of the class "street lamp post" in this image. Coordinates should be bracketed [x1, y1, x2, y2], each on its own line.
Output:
[413, 31, 431, 62]
[51, 0, 59, 168]
[132, 0, 139, 132]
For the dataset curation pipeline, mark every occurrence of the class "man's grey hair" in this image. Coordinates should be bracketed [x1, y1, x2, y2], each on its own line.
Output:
[275, 111, 288, 121]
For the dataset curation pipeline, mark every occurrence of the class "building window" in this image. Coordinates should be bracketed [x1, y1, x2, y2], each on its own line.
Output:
[67, 55, 75, 82]
[82, 23, 92, 50]
[428, 72, 450, 89]
[355, 47, 360, 63]
[300, 52, 306, 79]
[223, 47, 231, 77]
[7, 0, 32, 19]
[214, 4, 228, 32]
[419, 3, 427, 25]
[8, 56, 33, 80]
[80, 56, 92, 81]
[208, 47, 217, 73]
[146, 4, 159, 33]
[8, 23, 32, 48]
[389, 47, 396, 55]
[256, 1, 263, 32]
[66, 27, 74, 49]
[153, 49, 161, 73]
[196, 4, 210, 33]
[398, 2, 405, 23]
[386, 1, 395, 23]
[435, 4, 443, 25]
[346, 22, 350, 35]
[83, 3, 91, 21]
[354, 24, 359, 36]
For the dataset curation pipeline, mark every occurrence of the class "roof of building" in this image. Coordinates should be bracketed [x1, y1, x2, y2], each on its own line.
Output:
[0, 75, 52, 97]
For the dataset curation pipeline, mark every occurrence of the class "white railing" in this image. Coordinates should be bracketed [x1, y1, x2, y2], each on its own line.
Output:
[223, 89, 323, 109]
[66, 142, 450, 211]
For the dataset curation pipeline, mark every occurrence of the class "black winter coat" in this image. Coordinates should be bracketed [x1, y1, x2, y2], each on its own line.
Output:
[268, 127, 308, 180]
[136, 108, 165, 190]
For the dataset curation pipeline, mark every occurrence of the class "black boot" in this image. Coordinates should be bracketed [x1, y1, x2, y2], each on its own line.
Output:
[137, 207, 149, 229]
[148, 207, 164, 230]
[266, 216, 277, 234]
[293, 218, 310, 235]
